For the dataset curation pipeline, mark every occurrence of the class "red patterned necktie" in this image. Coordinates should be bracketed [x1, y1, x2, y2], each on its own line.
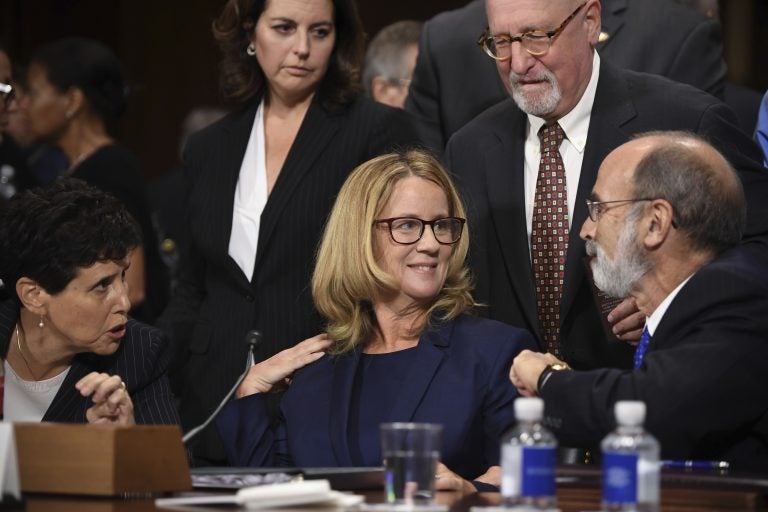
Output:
[531, 123, 568, 357]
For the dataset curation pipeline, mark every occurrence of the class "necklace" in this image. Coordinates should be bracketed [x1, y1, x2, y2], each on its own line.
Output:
[15, 322, 41, 382]
[66, 151, 90, 174]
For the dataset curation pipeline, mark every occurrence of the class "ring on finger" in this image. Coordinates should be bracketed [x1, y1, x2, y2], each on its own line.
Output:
[120, 381, 127, 392]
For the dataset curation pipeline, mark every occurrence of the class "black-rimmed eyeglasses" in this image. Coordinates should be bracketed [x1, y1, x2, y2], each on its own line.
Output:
[374, 217, 465, 245]
[477, 2, 586, 60]
[0, 82, 14, 106]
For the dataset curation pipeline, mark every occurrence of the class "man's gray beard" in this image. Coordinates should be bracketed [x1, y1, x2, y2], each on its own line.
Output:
[508, 68, 562, 117]
[586, 219, 652, 298]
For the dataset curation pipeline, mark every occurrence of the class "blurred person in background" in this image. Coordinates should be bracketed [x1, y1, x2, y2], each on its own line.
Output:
[673, 0, 763, 134]
[149, 106, 228, 293]
[159, 0, 418, 465]
[757, 91, 768, 165]
[362, 20, 422, 109]
[4, 62, 68, 187]
[0, 44, 35, 205]
[21, 37, 168, 323]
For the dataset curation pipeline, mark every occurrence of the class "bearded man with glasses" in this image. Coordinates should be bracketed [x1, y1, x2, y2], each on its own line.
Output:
[509, 131, 768, 472]
[445, 0, 768, 372]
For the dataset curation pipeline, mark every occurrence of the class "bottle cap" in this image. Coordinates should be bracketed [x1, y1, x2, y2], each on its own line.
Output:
[515, 397, 544, 422]
[614, 401, 646, 426]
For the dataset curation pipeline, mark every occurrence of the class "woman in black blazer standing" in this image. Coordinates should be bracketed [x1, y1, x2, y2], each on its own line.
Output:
[160, 0, 418, 464]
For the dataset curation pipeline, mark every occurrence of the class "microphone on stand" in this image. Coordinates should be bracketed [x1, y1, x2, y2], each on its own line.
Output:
[182, 330, 262, 445]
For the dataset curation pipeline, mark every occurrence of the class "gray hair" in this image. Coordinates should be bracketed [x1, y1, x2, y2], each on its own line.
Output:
[631, 131, 745, 254]
[362, 20, 422, 95]
[178, 106, 227, 157]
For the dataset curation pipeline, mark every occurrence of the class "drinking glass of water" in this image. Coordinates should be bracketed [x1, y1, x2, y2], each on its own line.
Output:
[380, 423, 442, 506]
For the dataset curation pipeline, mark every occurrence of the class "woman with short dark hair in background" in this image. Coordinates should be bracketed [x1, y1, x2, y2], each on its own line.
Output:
[20, 37, 168, 323]
[0, 179, 179, 425]
[159, 0, 418, 465]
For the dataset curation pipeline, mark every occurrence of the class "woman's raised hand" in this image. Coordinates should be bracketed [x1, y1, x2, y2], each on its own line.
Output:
[76, 372, 135, 426]
[236, 334, 332, 398]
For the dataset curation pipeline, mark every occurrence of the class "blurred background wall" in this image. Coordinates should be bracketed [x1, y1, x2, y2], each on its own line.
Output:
[1, 0, 765, 180]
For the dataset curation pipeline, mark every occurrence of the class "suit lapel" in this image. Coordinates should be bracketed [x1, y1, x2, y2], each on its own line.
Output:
[326, 321, 450, 464]
[210, 103, 260, 288]
[253, 101, 341, 276]
[388, 325, 449, 422]
[485, 109, 541, 338]
[560, 61, 637, 322]
[328, 350, 360, 466]
[41, 357, 94, 422]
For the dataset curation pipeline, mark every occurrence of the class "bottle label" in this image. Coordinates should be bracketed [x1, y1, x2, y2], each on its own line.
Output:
[603, 452, 638, 503]
[501, 444, 522, 497]
[521, 446, 556, 497]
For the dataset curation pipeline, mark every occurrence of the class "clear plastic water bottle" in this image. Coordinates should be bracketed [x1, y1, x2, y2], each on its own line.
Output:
[501, 397, 557, 509]
[602, 401, 660, 512]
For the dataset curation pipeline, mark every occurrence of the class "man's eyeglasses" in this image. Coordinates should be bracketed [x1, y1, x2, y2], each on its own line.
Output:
[374, 217, 465, 245]
[477, 2, 586, 60]
[585, 198, 652, 222]
[0, 82, 14, 106]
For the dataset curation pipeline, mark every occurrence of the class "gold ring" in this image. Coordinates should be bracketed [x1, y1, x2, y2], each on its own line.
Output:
[120, 381, 127, 391]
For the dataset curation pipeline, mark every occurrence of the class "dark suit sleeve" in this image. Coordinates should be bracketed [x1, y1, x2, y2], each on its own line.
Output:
[216, 393, 292, 467]
[405, 20, 447, 152]
[539, 266, 768, 461]
[481, 329, 538, 465]
[666, 18, 726, 100]
[122, 323, 181, 425]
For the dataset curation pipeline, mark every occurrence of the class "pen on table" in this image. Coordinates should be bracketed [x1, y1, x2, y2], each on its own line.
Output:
[661, 460, 730, 471]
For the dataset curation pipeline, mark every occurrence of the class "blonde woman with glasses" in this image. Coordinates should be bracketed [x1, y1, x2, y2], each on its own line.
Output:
[217, 149, 536, 493]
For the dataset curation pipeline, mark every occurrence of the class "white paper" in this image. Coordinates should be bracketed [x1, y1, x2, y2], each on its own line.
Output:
[155, 479, 364, 510]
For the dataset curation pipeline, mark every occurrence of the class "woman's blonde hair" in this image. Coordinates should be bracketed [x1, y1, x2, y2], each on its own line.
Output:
[312, 149, 474, 354]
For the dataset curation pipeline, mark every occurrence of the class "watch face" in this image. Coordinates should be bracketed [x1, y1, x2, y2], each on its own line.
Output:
[551, 363, 570, 371]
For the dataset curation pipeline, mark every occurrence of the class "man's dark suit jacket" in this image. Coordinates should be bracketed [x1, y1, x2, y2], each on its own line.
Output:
[217, 314, 536, 479]
[445, 59, 768, 370]
[539, 246, 768, 472]
[0, 299, 179, 424]
[159, 94, 418, 464]
[406, 0, 727, 151]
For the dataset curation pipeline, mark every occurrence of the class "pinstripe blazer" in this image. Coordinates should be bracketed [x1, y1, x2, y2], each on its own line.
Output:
[159, 93, 419, 464]
[0, 299, 180, 425]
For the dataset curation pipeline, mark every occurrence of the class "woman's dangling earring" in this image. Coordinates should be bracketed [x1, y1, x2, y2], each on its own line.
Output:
[38, 315, 45, 329]
[246, 43, 256, 56]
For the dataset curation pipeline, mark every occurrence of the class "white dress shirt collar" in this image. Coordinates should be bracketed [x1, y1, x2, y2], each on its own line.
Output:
[645, 273, 695, 336]
[527, 51, 601, 151]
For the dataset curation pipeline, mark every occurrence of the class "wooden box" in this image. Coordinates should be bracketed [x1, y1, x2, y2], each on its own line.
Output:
[14, 423, 191, 496]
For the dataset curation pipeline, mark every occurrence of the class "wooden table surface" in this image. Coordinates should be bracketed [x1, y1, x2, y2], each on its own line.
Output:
[17, 466, 768, 511]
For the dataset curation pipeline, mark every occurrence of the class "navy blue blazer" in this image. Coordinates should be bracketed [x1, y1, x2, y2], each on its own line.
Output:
[217, 314, 537, 479]
[0, 299, 179, 425]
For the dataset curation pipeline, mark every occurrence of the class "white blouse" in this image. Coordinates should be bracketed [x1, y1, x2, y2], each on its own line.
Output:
[228, 99, 268, 281]
[3, 360, 70, 422]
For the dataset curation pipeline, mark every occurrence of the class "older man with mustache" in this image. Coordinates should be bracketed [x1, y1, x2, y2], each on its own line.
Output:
[445, 0, 768, 373]
[509, 131, 768, 471]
